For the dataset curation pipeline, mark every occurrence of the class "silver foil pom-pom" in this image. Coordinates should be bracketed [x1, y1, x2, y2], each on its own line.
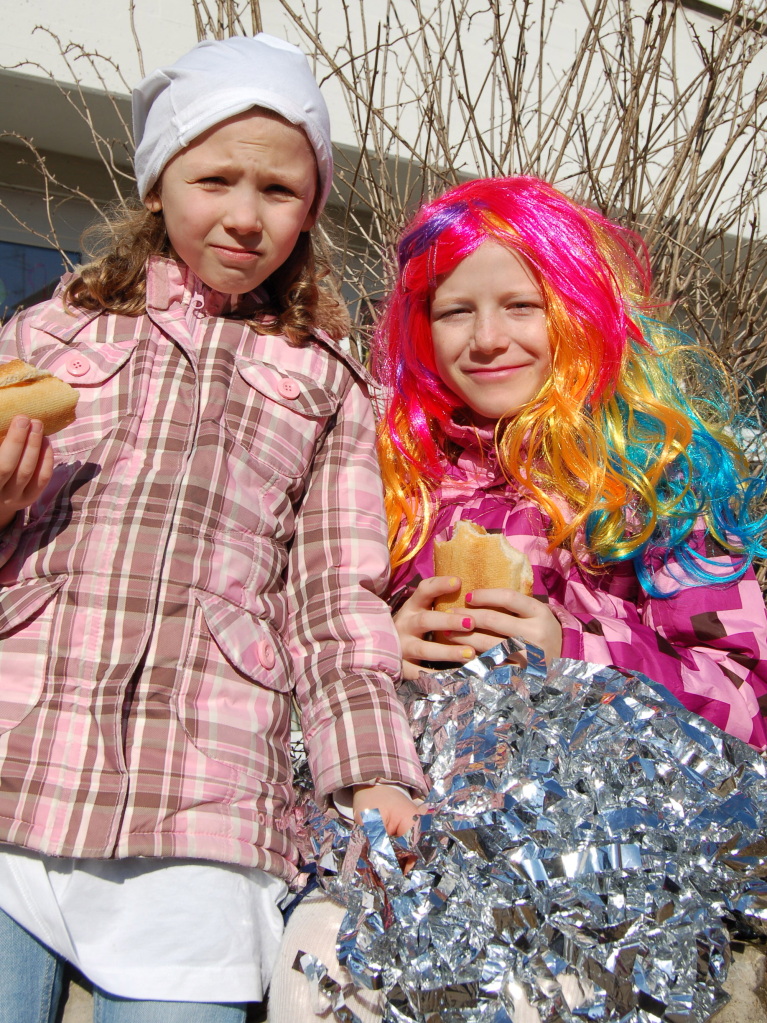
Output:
[295, 641, 767, 1022]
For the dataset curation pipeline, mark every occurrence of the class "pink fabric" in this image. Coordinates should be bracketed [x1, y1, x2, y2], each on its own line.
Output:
[0, 257, 425, 881]
[390, 421, 767, 750]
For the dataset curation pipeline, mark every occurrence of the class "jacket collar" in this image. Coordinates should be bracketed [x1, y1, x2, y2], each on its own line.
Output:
[440, 415, 506, 493]
[144, 256, 266, 319]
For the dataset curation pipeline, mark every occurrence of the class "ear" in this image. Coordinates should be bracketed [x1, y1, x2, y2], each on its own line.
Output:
[144, 189, 162, 213]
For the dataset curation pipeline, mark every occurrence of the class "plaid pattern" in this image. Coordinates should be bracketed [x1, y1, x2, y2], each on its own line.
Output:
[390, 421, 767, 751]
[0, 258, 424, 881]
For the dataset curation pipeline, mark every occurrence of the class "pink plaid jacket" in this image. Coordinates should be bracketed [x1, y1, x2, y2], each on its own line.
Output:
[390, 422, 767, 750]
[0, 258, 425, 881]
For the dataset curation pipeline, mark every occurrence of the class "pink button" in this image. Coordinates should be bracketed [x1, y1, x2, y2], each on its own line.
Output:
[65, 354, 90, 377]
[277, 378, 301, 400]
[257, 640, 275, 670]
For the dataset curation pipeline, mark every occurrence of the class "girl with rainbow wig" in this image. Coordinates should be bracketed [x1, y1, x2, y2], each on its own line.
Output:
[375, 175, 767, 750]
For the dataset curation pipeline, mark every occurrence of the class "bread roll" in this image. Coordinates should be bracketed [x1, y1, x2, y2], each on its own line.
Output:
[0, 360, 79, 442]
[433, 520, 533, 613]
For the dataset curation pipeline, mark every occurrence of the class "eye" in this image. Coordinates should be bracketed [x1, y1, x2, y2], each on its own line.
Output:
[198, 176, 227, 188]
[433, 306, 469, 321]
[266, 182, 297, 197]
[509, 299, 543, 313]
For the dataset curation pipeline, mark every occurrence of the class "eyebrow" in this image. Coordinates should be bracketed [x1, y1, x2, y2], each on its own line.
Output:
[433, 287, 542, 303]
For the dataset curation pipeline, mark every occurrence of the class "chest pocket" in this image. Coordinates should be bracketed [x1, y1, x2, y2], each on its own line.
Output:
[224, 357, 340, 480]
[0, 577, 65, 732]
[32, 340, 141, 458]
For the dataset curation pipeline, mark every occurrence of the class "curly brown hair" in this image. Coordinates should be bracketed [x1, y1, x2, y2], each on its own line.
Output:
[64, 201, 350, 345]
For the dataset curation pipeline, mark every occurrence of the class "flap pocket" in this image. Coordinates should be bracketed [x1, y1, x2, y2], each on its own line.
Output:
[196, 590, 292, 693]
[0, 577, 65, 636]
[41, 340, 140, 387]
[0, 577, 65, 732]
[235, 357, 339, 419]
[24, 340, 142, 458]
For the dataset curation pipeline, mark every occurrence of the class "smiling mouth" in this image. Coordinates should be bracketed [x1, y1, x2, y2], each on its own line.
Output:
[464, 365, 526, 376]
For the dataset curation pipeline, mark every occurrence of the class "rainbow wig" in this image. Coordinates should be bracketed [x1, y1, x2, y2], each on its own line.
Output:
[373, 176, 766, 594]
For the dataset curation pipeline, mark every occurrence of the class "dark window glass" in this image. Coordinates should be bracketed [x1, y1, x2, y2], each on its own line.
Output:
[0, 241, 79, 321]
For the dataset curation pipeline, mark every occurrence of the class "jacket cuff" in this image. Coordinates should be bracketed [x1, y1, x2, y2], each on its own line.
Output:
[552, 606, 586, 661]
[304, 671, 428, 802]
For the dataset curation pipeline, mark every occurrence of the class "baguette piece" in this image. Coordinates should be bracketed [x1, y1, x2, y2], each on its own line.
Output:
[0, 360, 78, 441]
[434, 520, 533, 613]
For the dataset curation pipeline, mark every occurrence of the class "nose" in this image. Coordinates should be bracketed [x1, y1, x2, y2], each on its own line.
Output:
[223, 189, 263, 235]
[471, 310, 509, 355]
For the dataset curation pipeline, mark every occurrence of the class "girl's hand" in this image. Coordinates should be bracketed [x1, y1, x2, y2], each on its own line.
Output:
[352, 783, 422, 837]
[393, 576, 476, 679]
[0, 417, 53, 531]
[463, 588, 562, 665]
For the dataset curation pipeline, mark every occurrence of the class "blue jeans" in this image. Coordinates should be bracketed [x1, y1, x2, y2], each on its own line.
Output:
[0, 909, 248, 1023]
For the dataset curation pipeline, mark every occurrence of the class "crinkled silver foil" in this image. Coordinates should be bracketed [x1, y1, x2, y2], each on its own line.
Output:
[295, 641, 767, 1022]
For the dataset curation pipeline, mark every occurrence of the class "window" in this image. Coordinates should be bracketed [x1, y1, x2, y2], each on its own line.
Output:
[0, 240, 79, 321]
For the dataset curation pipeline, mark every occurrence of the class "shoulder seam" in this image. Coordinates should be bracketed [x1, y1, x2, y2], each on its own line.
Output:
[310, 329, 373, 387]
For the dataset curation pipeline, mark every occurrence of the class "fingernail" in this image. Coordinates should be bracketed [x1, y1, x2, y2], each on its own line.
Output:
[462, 648, 474, 659]
[15, 416, 30, 429]
[465, 592, 473, 603]
[443, 631, 452, 639]
[462, 617, 472, 629]
[449, 577, 459, 587]
[30, 420, 43, 434]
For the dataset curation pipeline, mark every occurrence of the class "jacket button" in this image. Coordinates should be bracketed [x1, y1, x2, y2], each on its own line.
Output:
[257, 812, 266, 826]
[257, 640, 275, 670]
[277, 378, 300, 400]
[65, 354, 90, 377]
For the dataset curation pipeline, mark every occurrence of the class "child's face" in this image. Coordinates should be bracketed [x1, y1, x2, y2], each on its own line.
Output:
[145, 109, 317, 295]
[429, 241, 550, 424]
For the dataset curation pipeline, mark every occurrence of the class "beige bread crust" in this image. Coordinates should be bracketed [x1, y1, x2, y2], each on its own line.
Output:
[433, 520, 533, 613]
[0, 360, 79, 441]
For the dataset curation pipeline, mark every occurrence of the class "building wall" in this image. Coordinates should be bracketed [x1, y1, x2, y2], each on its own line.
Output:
[0, 0, 756, 314]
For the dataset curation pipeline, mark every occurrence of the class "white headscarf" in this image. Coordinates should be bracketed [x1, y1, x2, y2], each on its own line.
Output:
[132, 34, 332, 210]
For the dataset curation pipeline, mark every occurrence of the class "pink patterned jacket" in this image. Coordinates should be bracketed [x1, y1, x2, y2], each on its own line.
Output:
[390, 421, 767, 750]
[0, 258, 425, 881]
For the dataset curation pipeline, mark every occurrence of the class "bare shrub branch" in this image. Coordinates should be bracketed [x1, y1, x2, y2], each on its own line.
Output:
[4, 0, 766, 585]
